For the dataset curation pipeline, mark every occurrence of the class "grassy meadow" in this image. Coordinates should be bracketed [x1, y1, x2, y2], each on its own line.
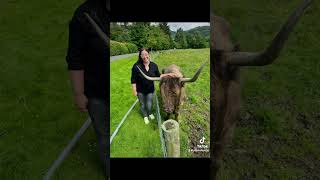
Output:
[0, 0, 105, 179]
[213, 0, 320, 179]
[110, 49, 210, 158]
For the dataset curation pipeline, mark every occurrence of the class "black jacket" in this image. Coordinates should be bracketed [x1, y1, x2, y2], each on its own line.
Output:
[66, 0, 109, 99]
[131, 61, 161, 94]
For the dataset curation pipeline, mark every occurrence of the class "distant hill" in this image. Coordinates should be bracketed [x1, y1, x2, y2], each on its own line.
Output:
[170, 26, 210, 39]
[187, 26, 210, 38]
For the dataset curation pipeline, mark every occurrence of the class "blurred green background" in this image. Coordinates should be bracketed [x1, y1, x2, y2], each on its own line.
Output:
[213, 0, 320, 179]
[0, 0, 105, 179]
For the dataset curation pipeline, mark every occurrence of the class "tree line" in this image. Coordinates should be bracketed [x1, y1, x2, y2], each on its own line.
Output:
[110, 22, 209, 55]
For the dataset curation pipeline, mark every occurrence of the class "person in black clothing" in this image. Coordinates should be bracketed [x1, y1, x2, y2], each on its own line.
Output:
[131, 48, 175, 124]
[66, 0, 109, 178]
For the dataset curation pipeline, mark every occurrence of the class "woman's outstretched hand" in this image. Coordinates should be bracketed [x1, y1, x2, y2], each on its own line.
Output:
[133, 90, 137, 96]
[73, 93, 88, 112]
[160, 73, 176, 78]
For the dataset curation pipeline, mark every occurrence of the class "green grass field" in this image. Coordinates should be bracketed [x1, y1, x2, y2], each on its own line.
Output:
[0, 0, 105, 179]
[110, 49, 210, 158]
[213, 0, 320, 179]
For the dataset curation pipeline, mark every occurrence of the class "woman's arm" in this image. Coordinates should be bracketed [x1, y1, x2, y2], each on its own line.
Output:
[154, 63, 176, 78]
[160, 73, 176, 78]
[132, 83, 137, 96]
[131, 65, 138, 96]
[66, 14, 88, 112]
[69, 70, 88, 112]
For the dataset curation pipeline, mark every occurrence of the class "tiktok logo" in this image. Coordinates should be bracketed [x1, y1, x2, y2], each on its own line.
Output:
[190, 136, 209, 153]
[200, 136, 205, 144]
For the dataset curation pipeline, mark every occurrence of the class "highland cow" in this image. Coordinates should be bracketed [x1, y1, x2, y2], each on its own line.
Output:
[210, 0, 313, 179]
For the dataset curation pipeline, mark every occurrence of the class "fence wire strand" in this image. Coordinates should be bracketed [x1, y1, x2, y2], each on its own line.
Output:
[110, 99, 139, 144]
[155, 93, 168, 157]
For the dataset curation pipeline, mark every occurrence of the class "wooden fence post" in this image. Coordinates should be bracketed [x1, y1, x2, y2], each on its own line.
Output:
[161, 119, 180, 157]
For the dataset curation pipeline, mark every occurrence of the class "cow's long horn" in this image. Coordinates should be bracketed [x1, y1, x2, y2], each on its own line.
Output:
[227, 0, 313, 66]
[136, 65, 161, 81]
[84, 13, 109, 45]
[181, 61, 208, 82]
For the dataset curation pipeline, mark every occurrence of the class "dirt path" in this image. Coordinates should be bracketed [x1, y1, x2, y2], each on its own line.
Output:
[110, 53, 138, 62]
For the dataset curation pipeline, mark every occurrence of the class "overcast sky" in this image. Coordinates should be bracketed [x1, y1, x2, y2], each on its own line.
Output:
[168, 22, 210, 31]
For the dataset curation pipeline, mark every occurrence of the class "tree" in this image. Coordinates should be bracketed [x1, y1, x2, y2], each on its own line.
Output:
[159, 22, 175, 49]
[169, 38, 176, 49]
[193, 31, 207, 48]
[129, 23, 149, 48]
[185, 31, 207, 49]
[146, 26, 171, 50]
[175, 28, 188, 49]
[110, 22, 132, 42]
[111, 22, 179, 50]
[186, 33, 195, 48]
[159, 22, 171, 36]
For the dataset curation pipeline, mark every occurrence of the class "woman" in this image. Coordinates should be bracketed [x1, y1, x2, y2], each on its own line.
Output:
[131, 48, 174, 124]
[66, 0, 109, 178]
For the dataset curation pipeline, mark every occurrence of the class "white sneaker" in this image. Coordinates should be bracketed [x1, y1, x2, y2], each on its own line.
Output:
[149, 114, 155, 120]
[144, 117, 149, 124]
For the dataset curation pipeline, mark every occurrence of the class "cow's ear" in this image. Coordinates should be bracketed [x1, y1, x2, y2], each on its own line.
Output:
[181, 81, 185, 87]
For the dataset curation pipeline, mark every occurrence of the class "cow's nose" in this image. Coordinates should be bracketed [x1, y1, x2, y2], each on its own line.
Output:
[164, 107, 173, 113]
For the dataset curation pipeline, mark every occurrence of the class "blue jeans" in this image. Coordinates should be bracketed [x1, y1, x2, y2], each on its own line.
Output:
[87, 98, 109, 177]
[137, 92, 154, 117]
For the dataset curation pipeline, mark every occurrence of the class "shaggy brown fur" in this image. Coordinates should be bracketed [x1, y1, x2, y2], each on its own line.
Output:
[160, 71, 185, 120]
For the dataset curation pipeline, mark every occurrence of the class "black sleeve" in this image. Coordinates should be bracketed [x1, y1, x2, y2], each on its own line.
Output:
[154, 63, 161, 77]
[131, 65, 138, 84]
[66, 12, 86, 70]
